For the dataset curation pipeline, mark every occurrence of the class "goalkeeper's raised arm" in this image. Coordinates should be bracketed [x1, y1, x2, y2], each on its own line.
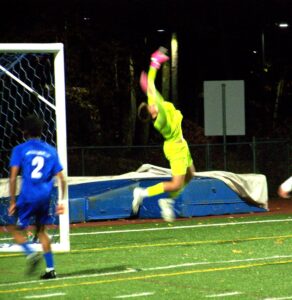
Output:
[138, 48, 169, 124]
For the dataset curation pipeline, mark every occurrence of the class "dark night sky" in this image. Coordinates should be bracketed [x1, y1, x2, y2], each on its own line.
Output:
[3, 0, 292, 76]
[1, 0, 292, 128]
[68, 1, 292, 80]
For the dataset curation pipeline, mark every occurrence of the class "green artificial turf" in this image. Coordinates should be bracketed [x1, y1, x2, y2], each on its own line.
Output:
[1, 214, 292, 299]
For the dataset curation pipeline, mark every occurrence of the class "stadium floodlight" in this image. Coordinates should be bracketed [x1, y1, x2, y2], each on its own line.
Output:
[278, 23, 289, 28]
[0, 43, 70, 252]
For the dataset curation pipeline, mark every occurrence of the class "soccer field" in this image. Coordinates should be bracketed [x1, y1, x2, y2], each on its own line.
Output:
[1, 215, 292, 299]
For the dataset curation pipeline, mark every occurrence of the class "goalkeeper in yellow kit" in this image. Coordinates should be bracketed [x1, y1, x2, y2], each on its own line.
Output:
[132, 47, 195, 222]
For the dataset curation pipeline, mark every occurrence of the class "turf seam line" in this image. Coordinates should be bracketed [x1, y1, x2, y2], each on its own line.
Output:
[70, 234, 292, 253]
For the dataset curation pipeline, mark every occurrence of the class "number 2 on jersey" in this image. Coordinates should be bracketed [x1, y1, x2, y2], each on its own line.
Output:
[31, 156, 45, 179]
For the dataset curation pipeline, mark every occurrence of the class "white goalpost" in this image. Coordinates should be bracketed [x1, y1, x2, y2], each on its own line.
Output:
[0, 43, 70, 252]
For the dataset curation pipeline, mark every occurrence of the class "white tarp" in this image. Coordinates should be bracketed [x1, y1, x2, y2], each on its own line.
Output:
[133, 164, 268, 210]
[0, 164, 268, 209]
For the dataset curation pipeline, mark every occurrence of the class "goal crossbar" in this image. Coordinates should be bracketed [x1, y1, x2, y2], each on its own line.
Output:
[0, 43, 65, 53]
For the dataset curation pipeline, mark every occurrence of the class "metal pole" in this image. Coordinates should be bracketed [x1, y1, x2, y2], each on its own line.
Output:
[221, 83, 227, 170]
[261, 31, 265, 71]
[252, 136, 257, 173]
[287, 141, 290, 178]
[206, 143, 211, 170]
[81, 148, 85, 176]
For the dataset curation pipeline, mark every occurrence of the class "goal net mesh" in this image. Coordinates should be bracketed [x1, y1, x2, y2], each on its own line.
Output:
[0, 47, 69, 251]
[0, 53, 56, 179]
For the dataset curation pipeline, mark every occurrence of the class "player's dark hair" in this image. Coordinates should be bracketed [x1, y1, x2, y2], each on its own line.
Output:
[137, 102, 151, 123]
[23, 114, 43, 138]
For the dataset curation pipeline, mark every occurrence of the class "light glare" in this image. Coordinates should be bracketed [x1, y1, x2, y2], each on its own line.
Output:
[279, 23, 289, 28]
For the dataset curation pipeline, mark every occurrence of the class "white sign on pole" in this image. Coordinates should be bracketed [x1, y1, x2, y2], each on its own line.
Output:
[203, 80, 245, 136]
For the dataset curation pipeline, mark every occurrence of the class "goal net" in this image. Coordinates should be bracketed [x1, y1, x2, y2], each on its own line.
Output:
[0, 43, 70, 252]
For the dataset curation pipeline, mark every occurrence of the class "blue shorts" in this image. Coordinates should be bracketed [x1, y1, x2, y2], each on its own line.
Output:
[16, 200, 51, 230]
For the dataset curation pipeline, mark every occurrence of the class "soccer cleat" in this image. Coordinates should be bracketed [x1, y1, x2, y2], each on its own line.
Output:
[150, 47, 169, 69]
[40, 270, 57, 280]
[158, 199, 175, 222]
[26, 252, 42, 275]
[132, 187, 145, 214]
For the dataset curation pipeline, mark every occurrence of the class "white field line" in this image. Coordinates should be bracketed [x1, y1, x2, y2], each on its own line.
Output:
[24, 293, 66, 298]
[264, 297, 292, 300]
[0, 237, 12, 241]
[1, 218, 292, 242]
[114, 292, 154, 298]
[1, 254, 292, 288]
[142, 255, 292, 271]
[0, 269, 137, 287]
[206, 291, 242, 298]
[68, 218, 292, 236]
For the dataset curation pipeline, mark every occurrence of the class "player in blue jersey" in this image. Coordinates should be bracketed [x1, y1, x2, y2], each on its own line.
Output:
[8, 115, 66, 279]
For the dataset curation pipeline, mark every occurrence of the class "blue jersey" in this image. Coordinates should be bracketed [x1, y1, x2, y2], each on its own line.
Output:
[10, 139, 63, 203]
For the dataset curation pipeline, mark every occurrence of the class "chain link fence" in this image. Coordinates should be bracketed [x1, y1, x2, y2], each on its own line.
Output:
[68, 139, 291, 197]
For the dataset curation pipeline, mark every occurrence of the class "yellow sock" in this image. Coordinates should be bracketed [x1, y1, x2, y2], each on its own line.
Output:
[146, 182, 164, 197]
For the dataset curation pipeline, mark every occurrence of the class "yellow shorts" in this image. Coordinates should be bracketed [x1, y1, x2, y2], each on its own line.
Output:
[163, 139, 193, 176]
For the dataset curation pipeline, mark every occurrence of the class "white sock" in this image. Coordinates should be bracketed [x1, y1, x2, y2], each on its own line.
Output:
[141, 189, 149, 197]
[46, 267, 54, 272]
